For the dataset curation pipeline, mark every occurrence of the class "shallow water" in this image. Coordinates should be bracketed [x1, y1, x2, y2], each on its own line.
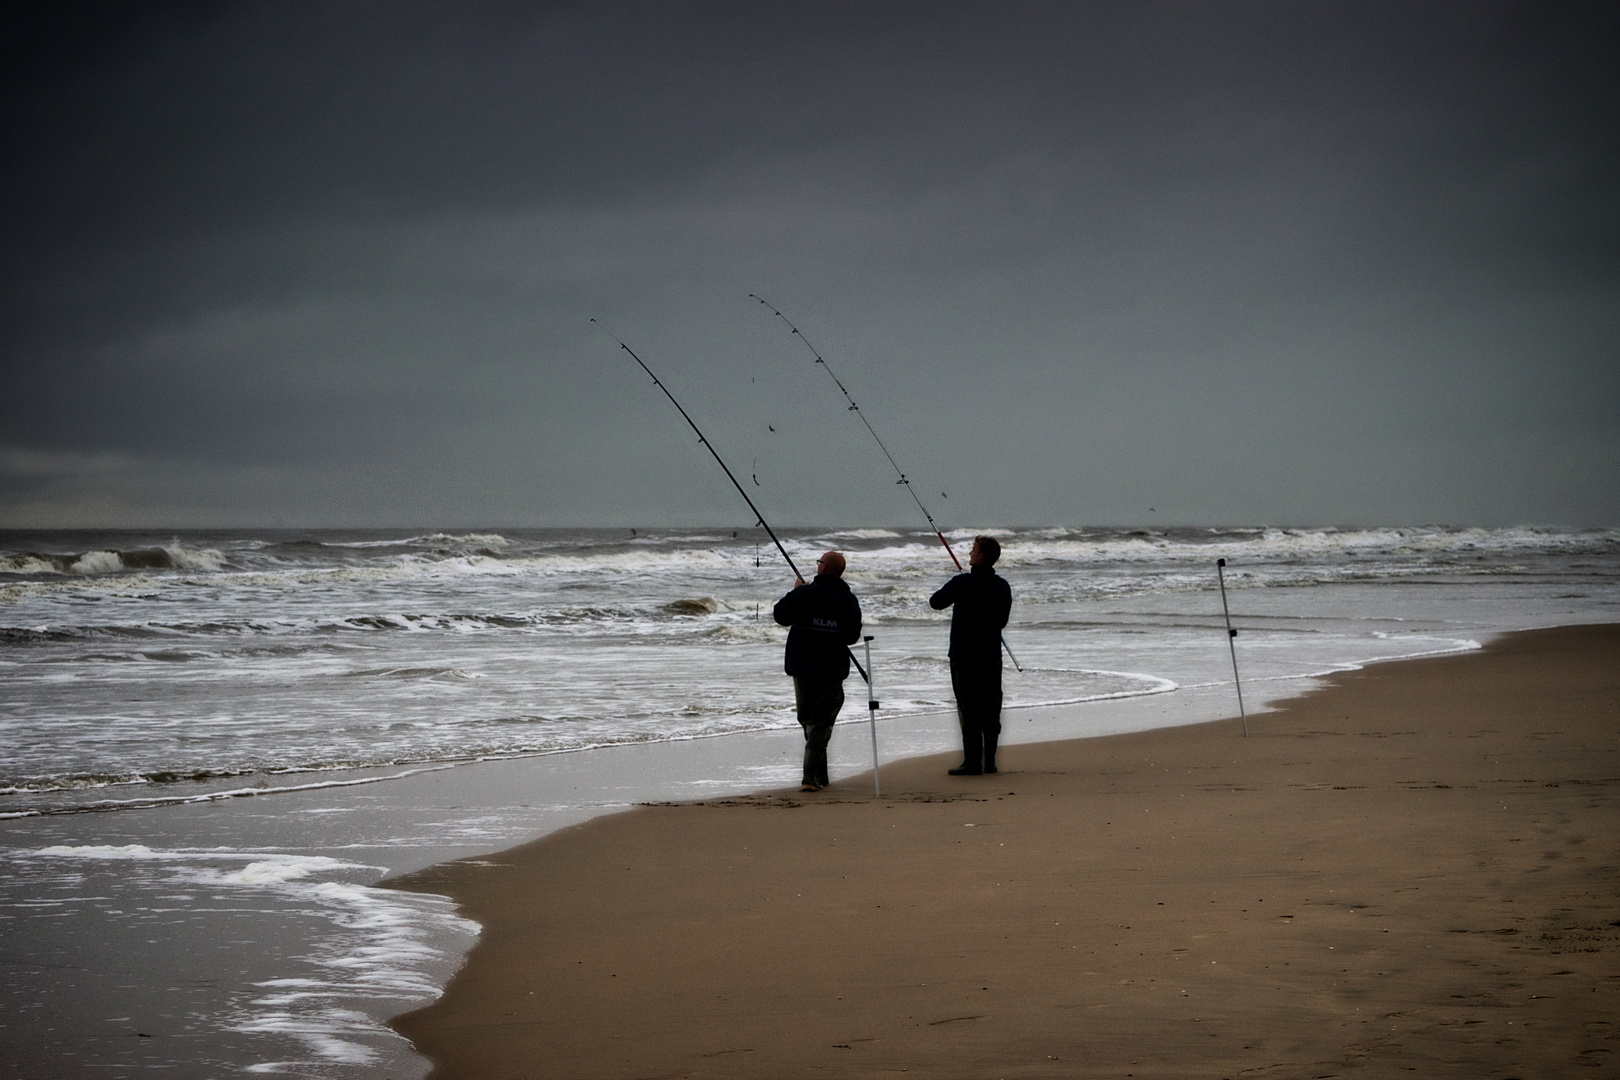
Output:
[5, 524, 1612, 814]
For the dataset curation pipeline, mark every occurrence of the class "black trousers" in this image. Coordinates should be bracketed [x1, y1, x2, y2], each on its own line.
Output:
[792, 676, 844, 786]
[950, 657, 1003, 769]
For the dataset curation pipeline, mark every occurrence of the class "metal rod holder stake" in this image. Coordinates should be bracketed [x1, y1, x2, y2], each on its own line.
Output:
[1216, 558, 1248, 736]
[864, 635, 881, 796]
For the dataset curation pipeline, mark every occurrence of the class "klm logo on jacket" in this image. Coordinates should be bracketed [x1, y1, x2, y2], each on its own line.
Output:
[773, 573, 863, 681]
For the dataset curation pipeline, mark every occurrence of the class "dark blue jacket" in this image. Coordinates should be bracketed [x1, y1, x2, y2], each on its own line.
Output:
[929, 564, 1011, 663]
[773, 574, 862, 681]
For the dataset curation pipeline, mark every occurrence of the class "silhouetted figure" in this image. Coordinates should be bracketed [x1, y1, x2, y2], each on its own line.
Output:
[930, 536, 1012, 775]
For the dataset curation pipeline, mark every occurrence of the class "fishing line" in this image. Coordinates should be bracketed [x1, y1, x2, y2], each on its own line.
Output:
[592, 318, 868, 683]
[749, 295, 1023, 671]
[751, 294, 963, 571]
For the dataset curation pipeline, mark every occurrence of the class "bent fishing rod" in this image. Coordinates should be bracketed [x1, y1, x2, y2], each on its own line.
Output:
[749, 295, 1022, 672]
[591, 318, 868, 683]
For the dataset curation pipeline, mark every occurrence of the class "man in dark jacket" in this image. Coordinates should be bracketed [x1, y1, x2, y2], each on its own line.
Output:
[930, 535, 1012, 775]
[773, 550, 862, 792]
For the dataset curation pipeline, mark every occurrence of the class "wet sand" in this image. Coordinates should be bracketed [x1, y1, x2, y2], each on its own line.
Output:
[389, 624, 1619, 1078]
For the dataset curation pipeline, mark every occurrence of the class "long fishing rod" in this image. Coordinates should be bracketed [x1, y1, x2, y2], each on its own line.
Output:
[591, 319, 867, 683]
[749, 295, 1023, 672]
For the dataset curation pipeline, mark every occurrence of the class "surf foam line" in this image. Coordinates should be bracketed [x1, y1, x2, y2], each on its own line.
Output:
[1000, 669, 1178, 709]
[0, 764, 464, 819]
[31, 843, 376, 868]
[1176, 636, 1484, 694]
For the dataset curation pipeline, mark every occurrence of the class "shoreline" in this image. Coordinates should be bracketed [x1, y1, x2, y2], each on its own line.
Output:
[388, 624, 1620, 1078]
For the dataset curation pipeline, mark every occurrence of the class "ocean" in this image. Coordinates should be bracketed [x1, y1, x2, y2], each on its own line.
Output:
[2, 524, 1617, 1077]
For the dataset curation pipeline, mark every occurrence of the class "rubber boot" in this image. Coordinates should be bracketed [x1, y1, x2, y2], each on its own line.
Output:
[948, 727, 983, 775]
[982, 731, 999, 775]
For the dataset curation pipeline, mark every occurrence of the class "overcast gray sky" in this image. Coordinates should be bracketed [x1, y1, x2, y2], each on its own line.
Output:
[2, 1, 1615, 529]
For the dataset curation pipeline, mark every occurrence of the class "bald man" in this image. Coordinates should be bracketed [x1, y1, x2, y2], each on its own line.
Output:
[773, 550, 863, 792]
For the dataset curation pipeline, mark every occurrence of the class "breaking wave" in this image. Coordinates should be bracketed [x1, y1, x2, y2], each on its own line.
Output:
[0, 544, 227, 576]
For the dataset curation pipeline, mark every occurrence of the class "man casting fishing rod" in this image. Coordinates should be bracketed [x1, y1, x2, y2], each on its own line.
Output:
[930, 536, 1012, 776]
[774, 551, 862, 792]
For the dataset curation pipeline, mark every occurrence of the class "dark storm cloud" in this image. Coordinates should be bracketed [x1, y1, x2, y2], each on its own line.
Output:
[2, 1, 1616, 526]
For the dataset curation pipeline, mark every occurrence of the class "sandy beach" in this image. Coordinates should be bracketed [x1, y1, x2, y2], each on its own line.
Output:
[391, 624, 1619, 1078]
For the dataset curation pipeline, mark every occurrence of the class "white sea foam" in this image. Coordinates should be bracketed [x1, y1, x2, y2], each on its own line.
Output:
[814, 527, 905, 540]
[69, 550, 126, 574]
[36, 844, 363, 870]
[23, 843, 478, 1070]
[229, 860, 322, 885]
[326, 532, 511, 549]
